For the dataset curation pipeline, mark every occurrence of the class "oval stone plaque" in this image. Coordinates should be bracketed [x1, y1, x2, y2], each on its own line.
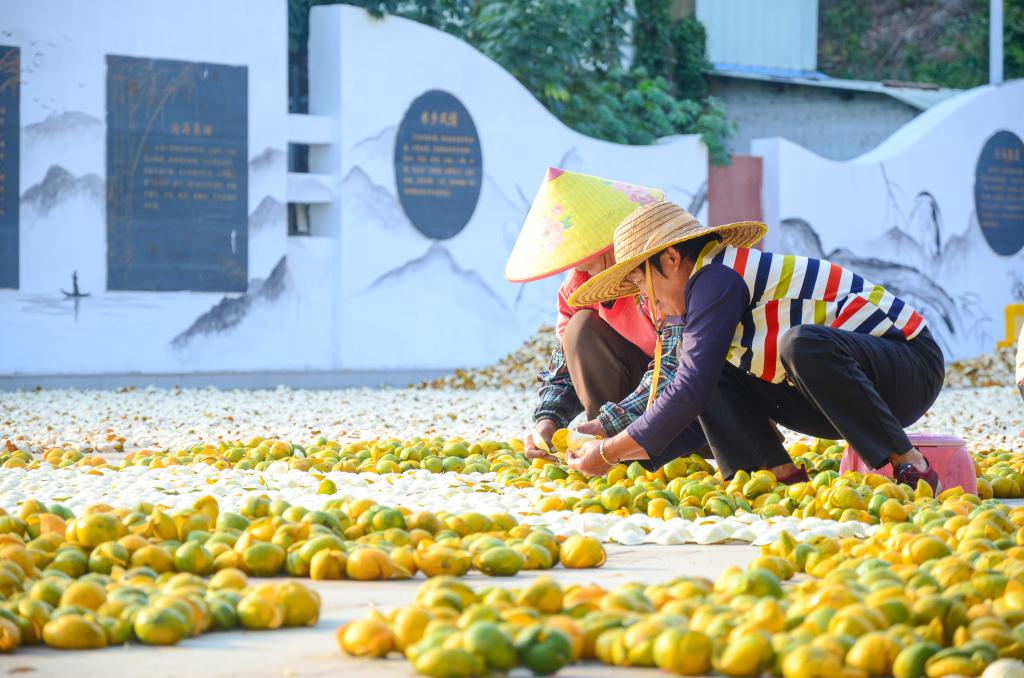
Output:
[975, 130, 1024, 256]
[394, 90, 482, 240]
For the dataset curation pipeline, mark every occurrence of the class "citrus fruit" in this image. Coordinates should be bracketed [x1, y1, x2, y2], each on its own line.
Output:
[780, 644, 843, 678]
[516, 576, 563, 614]
[515, 625, 573, 675]
[544, 615, 584, 662]
[372, 508, 407, 531]
[42, 615, 107, 650]
[655, 630, 712, 675]
[393, 605, 433, 651]
[559, 536, 606, 568]
[174, 541, 215, 575]
[723, 567, 783, 599]
[132, 606, 189, 646]
[209, 567, 248, 591]
[310, 549, 347, 580]
[236, 592, 284, 630]
[49, 549, 88, 577]
[208, 597, 240, 631]
[148, 595, 201, 636]
[415, 546, 471, 577]
[514, 542, 554, 570]
[130, 544, 174, 573]
[0, 544, 37, 578]
[74, 513, 124, 547]
[242, 542, 286, 577]
[346, 548, 393, 580]
[600, 485, 631, 511]
[413, 646, 484, 678]
[476, 546, 525, 576]
[714, 631, 774, 677]
[846, 631, 899, 676]
[463, 621, 516, 670]
[907, 535, 953, 564]
[337, 619, 394, 657]
[86, 540, 129, 574]
[275, 582, 320, 627]
[892, 641, 942, 678]
[0, 618, 20, 653]
[59, 580, 106, 611]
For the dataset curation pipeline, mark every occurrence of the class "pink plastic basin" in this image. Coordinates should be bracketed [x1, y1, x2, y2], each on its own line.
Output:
[838, 433, 977, 494]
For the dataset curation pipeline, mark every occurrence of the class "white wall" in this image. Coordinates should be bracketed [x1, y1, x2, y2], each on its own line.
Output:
[309, 6, 709, 370]
[0, 2, 707, 376]
[2, 2, 1015, 375]
[0, 0, 290, 375]
[755, 81, 1024, 361]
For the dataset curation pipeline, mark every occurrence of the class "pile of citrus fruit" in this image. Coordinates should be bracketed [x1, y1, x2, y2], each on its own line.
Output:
[0, 494, 606, 592]
[339, 498, 1024, 677]
[7, 424, 1024, 673]
[0, 555, 318, 653]
[3, 435, 1022, 534]
[3, 435, 1021, 503]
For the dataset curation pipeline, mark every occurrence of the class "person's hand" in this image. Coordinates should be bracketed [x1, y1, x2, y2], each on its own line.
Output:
[524, 419, 558, 462]
[574, 419, 606, 437]
[567, 439, 615, 477]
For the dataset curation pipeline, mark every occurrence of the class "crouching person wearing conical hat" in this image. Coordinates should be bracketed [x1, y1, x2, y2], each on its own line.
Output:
[506, 168, 693, 461]
[564, 201, 946, 493]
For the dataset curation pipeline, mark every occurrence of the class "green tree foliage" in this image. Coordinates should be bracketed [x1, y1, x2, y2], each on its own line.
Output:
[819, 0, 1023, 89]
[471, 0, 630, 108]
[289, 0, 732, 162]
[633, 0, 708, 100]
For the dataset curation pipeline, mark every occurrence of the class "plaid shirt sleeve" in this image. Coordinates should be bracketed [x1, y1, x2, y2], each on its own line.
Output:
[595, 322, 685, 436]
[533, 343, 584, 428]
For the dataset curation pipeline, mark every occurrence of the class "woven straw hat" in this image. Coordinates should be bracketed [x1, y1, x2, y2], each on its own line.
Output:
[504, 168, 665, 282]
[568, 201, 766, 307]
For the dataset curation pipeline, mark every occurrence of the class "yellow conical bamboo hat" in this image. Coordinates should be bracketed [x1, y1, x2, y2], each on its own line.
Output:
[504, 168, 665, 282]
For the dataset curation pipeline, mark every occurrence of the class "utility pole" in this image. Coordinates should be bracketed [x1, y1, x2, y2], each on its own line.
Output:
[991, 0, 1004, 85]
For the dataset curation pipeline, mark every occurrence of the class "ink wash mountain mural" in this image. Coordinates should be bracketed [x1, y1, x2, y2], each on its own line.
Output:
[756, 81, 1024, 361]
[317, 7, 709, 370]
[1, 0, 288, 375]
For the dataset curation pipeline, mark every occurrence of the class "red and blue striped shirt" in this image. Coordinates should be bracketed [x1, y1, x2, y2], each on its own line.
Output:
[694, 244, 926, 384]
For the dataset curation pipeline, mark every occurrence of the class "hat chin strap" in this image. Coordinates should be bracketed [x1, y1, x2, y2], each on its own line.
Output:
[644, 261, 665, 411]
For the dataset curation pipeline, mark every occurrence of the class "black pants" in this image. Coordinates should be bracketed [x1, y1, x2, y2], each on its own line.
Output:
[562, 309, 650, 420]
[665, 325, 944, 479]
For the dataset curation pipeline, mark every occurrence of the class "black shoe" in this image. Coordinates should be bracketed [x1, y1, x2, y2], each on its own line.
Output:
[895, 458, 941, 495]
[775, 468, 810, 485]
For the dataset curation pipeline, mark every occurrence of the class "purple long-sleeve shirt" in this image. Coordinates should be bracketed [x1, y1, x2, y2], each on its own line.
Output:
[626, 263, 750, 458]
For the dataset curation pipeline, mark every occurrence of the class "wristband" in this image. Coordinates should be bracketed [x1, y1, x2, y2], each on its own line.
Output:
[598, 439, 614, 466]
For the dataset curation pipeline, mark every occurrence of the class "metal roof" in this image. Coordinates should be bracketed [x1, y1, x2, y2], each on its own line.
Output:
[709, 63, 962, 111]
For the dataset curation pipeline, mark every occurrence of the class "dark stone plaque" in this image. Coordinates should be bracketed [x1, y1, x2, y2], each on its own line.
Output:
[107, 55, 248, 292]
[394, 90, 481, 240]
[975, 130, 1024, 256]
[0, 46, 18, 289]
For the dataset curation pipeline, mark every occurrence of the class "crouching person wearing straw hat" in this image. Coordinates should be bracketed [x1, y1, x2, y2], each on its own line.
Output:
[565, 201, 946, 493]
[506, 169, 695, 461]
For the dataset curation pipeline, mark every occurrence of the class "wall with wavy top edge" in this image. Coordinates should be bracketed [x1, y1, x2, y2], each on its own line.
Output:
[755, 80, 1024, 361]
